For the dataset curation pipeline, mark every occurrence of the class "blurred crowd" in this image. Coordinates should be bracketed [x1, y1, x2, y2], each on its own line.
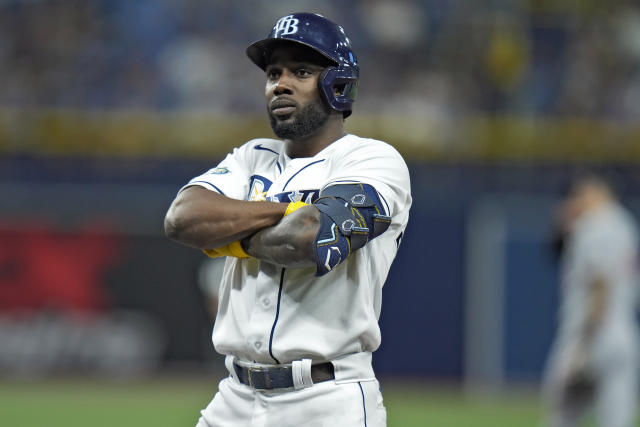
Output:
[2, 0, 640, 120]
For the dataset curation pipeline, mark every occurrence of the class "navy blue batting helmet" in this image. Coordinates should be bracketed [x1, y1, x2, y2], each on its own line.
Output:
[246, 13, 359, 117]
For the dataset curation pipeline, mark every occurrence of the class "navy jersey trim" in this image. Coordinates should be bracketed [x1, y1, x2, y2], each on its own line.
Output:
[358, 382, 368, 427]
[189, 181, 225, 196]
[254, 144, 282, 174]
[282, 159, 325, 191]
[254, 143, 280, 156]
[268, 268, 286, 364]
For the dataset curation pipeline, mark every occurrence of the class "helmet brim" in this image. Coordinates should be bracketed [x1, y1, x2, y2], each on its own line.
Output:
[246, 38, 337, 71]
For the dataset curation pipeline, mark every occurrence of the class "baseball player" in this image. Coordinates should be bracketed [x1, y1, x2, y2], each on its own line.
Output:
[543, 175, 640, 427]
[164, 13, 412, 427]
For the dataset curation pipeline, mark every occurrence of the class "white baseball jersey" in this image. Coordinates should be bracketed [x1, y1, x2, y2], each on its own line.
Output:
[182, 134, 412, 381]
[544, 202, 640, 427]
[558, 203, 639, 360]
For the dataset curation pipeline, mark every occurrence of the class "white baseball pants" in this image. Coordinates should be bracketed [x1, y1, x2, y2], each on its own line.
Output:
[195, 376, 386, 427]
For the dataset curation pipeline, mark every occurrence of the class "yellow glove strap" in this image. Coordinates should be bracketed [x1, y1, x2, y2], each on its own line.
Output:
[284, 201, 309, 216]
[202, 248, 221, 258]
[203, 240, 250, 259]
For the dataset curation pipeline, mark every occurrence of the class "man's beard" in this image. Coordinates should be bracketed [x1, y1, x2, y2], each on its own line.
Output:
[269, 99, 330, 140]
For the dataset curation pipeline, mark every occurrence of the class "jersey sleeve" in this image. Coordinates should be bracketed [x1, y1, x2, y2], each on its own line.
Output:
[323, 140, 412, 219]
[310, 139, 411, 276]
[180, 144, 253, 201]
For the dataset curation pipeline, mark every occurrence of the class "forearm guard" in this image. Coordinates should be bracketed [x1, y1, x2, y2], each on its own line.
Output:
[313, 183, 391, 276]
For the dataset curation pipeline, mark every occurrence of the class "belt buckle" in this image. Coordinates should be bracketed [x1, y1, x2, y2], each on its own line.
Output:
[247, 366, 266, 388]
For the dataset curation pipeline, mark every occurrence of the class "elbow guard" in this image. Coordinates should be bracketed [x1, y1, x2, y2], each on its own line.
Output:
[312, 183, 392, 276]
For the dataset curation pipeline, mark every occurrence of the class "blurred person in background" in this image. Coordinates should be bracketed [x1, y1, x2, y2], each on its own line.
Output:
[197, 257, 225, 320]
[164, 12, 411, 427]
[543, 174, 640, 427]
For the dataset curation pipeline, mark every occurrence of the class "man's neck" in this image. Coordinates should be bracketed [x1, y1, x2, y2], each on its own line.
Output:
[285, 117, 346, 159]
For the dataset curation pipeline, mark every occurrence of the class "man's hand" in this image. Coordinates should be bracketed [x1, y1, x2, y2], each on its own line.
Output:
[559, 339, 595, 406]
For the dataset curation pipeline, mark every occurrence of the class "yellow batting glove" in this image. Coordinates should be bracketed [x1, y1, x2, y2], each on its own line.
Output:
[284, 201, 309, 216]
[203, 240, 250, 259]
[202, 247, 222, 258]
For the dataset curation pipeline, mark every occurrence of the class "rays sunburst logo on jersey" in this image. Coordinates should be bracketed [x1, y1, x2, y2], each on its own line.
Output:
[248, 175, 272, 201]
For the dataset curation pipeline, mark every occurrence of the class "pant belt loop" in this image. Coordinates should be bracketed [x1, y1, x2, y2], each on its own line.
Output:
[291, 360, 304, 390]
[292, 359, 314, 390]
[226, 356, 238, 382]
[301, 359, 313, 387]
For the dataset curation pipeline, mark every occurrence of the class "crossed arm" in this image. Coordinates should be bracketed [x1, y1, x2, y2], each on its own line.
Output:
[164, 186, 320, 268]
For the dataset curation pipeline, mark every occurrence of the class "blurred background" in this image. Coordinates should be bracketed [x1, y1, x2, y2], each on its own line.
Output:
[2, 0, 640, 425]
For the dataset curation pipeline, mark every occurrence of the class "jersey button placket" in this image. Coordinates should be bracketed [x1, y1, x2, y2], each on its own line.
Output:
[255, 296, 273, 354]
[249, 272, 279, 359]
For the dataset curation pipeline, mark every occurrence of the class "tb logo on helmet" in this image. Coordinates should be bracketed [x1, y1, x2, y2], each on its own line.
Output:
[274, 15, 299, 36]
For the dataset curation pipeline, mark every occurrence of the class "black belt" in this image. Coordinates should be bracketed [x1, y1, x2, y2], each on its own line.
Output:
[233, 361, 335, 390]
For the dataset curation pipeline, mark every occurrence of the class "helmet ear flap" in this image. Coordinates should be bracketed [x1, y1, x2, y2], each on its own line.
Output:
[318, 66, 335, 108]
[319, 66, 358, 117]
